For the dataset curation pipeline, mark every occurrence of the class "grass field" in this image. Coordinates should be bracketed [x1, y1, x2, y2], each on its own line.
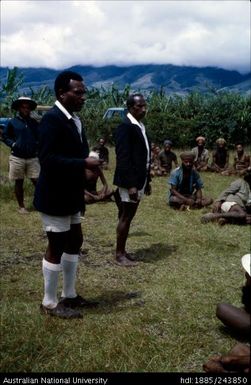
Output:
[0, 143, 250, 373]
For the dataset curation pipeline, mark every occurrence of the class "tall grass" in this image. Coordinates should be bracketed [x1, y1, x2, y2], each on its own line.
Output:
[0, 144, 250, 373]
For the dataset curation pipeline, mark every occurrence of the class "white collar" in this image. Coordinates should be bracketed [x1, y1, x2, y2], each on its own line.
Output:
[127, 112, 144, 129]
[55, 100, 72, 120]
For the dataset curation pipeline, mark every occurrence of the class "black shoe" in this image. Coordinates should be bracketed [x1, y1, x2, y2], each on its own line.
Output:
[59, 295, 99, 308]
[40, 303, 83, 319]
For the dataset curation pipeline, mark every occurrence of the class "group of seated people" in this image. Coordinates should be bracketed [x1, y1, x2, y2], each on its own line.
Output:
[150, 136, 250, 177]
[166, 150, 251, 225]
[85, 136, 251, 226]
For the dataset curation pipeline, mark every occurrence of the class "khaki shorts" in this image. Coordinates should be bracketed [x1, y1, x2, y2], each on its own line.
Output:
[9, 155, 40, 180]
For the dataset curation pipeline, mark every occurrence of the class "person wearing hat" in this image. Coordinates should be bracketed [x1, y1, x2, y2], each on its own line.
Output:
[2, 96, 40, 213]
[201, 168, 251, 225]
[168, 151, 213, 210]
[203, 254, 250, 373]
[158, 139, 178, 175]
[191, 136, 209, 171]
[209, 138, 229, 173]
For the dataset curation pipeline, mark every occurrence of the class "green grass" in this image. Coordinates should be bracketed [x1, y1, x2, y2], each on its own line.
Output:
[0, 144, 250, 373]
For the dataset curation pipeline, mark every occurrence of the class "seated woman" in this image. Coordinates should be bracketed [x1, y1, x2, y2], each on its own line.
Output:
[209, 138, 229, 173]
[84, 151, 114, 204]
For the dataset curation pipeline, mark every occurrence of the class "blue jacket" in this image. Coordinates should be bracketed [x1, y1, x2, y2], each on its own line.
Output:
[2, 115, 39, 158]
[113, 116, 151, 190]
[34, 105, 89, 216]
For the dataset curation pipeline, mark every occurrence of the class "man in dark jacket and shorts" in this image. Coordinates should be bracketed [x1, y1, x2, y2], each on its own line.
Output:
[34, 71, 102, 319]
[113, 94, 151, 266]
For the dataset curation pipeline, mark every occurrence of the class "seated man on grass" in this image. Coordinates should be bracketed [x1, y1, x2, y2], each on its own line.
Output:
[158, 139, 178, 176]
[209, 137, 229, 173]
[191, 136, 209, 171]
[201, 168, 251, 225]
[222, 143, 250, 177]
[203, 254, 250, 373]
[150, 144, 162, 177]
[84, 151, 114, 204]
[168, 151, 212, 210]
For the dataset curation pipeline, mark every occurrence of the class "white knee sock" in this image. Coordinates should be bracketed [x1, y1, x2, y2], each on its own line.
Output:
[61, 253, 79, 298]
[42, 259, 62, 309]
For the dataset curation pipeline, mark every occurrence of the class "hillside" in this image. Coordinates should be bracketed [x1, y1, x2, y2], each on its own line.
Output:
[0, 64, 250, 96]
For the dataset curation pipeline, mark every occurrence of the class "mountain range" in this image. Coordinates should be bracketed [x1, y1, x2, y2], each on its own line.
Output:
[0, 64, 250, 96]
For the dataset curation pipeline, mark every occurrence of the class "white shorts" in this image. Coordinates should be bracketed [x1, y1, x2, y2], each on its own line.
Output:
[119, 183, 146, 203]
[40, 212, 81, 232]
[221, 201, 237, 213]
[9, 155, 40, 180]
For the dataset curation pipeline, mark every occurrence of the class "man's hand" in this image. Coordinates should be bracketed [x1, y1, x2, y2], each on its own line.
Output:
[195, 198, 202, 208]
[85, 157, 103, 169]
[212, 201, 222, 213]
[185, 198, 194, 206]
[128, 187, 138, 202]
[144, 183, 151, 196]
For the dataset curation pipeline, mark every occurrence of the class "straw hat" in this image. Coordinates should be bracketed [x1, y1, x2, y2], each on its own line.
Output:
[11, 97, 37, 111]
[241, 254, 250, 276]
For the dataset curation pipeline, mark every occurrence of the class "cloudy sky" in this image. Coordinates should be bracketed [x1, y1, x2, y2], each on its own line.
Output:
[1, 0, 250, 73]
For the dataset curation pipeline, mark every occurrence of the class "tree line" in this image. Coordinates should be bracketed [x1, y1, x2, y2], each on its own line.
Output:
[1, 67, 250, 148]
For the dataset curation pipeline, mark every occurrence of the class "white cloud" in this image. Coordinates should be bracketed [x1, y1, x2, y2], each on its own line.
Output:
[1, 0, 250, 73]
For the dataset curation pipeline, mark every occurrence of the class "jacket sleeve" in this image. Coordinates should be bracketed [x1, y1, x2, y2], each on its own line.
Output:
[216, 179, 242, 202]
[38, 113, 86, 174]
[2, 121, 15, 148]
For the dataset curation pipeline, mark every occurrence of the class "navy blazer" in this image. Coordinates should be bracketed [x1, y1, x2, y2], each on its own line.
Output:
[113, 116, 151, 190]
[34, 105, 89, 216]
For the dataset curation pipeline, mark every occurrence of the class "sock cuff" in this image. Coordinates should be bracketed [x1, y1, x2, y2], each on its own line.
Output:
[42, 258, 62, 271]
[61, 252, 79, 263]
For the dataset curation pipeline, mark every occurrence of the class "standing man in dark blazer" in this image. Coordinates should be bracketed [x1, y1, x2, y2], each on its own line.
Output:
[113, 94, 151, 266]
[34, 71, 101, 319]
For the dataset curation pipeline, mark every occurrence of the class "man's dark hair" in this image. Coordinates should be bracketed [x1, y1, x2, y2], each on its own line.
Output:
[126, 93, 144, 109]
[54, 71, 83, 97]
